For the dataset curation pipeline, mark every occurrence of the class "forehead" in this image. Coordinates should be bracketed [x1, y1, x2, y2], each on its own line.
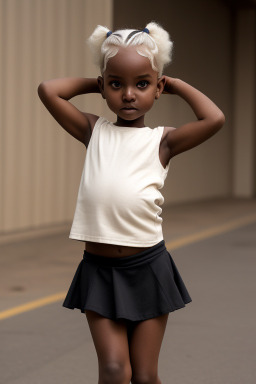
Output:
[105, 46, 157, 78]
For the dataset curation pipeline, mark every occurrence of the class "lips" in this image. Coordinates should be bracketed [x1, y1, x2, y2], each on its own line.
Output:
[121, 106, 137, 111]
[120, 107, 137, 115]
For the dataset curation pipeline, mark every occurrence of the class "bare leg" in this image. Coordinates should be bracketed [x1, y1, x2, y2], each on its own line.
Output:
[85, 310, 132, 384]
[129, 314, 169, 384]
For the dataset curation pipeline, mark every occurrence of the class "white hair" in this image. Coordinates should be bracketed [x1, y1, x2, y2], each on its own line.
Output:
[87, 22, 173, 76]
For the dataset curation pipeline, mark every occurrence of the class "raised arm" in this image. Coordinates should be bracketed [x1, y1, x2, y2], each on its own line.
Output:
[37, 77, 100, 146]
[163, 77, 225, 158]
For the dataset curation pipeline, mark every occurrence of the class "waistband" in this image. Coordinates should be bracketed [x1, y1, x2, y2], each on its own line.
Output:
[83, 240, 166, 268]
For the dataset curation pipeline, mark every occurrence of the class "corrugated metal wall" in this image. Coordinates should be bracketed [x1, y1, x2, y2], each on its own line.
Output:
[0, 0, 112, 238]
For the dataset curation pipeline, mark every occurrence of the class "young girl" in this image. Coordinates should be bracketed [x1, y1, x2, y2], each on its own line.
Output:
[38, 22, 225, 384]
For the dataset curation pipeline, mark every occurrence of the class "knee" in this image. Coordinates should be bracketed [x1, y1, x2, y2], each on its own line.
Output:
[131, 371, 159, 384]
[100, 361, 132, 384]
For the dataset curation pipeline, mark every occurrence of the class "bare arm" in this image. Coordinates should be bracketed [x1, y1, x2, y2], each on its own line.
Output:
[37, 77, 100, 146]
[163, 77, 225, 158]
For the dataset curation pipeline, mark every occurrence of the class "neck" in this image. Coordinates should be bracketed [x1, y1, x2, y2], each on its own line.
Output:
[115, 115, 145, 128]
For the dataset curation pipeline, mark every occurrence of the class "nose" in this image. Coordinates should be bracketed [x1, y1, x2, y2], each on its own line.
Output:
[122, 86, 135, 102]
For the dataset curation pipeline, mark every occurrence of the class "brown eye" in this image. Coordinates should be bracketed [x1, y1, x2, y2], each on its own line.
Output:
[110, 81, 121, 89]
[137, 80, 149, 89]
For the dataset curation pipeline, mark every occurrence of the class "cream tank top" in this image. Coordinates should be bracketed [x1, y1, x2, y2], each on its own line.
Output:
[69, 117, 171, 247]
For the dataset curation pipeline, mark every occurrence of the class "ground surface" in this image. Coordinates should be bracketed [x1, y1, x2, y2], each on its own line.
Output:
[1, 198, 256, 384]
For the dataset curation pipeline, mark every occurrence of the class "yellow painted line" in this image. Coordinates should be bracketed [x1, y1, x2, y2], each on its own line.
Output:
[0, 292, 66, 321]
[1, 213, 256, 321]
[166, 213, 256, 250]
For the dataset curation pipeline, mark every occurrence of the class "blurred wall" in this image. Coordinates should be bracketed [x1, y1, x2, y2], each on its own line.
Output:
[0, 0, 113, 239]
[232, 7, 256, 197]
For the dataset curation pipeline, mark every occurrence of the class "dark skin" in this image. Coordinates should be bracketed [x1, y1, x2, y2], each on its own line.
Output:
[38, 46, 225, 384]
[37, 46, 225, 257]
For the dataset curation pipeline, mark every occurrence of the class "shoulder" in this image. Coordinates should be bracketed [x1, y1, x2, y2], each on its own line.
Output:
[159, 126, 177, 164]
[82, 113, 100, 131]
[88, 115, 111, 130]
[160, 126, 176, 144]
[82, 115, 113, 146]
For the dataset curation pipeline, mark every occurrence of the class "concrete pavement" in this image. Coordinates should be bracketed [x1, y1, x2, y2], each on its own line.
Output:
[1, 198, 256, 383]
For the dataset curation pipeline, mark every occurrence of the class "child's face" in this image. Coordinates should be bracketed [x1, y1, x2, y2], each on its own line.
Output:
[98, 46, 164, 127]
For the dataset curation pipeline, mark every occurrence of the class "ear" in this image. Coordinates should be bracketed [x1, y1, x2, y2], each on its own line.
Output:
[155, 76, 166, 100]
[97, 76, 105, 99]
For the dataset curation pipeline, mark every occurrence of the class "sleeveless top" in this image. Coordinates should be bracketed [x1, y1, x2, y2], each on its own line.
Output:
[69, 117, 171, 247]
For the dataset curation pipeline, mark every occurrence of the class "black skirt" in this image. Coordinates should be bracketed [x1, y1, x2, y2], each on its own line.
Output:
[63, 240, 192, 321]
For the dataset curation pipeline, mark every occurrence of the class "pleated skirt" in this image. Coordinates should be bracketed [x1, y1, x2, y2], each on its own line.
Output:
[63, 240, 192, 321]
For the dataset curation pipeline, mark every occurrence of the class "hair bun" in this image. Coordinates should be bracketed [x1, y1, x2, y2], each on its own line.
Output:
[145, 22, 173, 67]
[87, 25, 110, 67]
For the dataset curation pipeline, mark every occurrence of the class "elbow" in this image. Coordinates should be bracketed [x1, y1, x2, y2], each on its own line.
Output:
[37, 81, 53, 101]
[213, 111, 225, 132]
[37, 81, 47, 99]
